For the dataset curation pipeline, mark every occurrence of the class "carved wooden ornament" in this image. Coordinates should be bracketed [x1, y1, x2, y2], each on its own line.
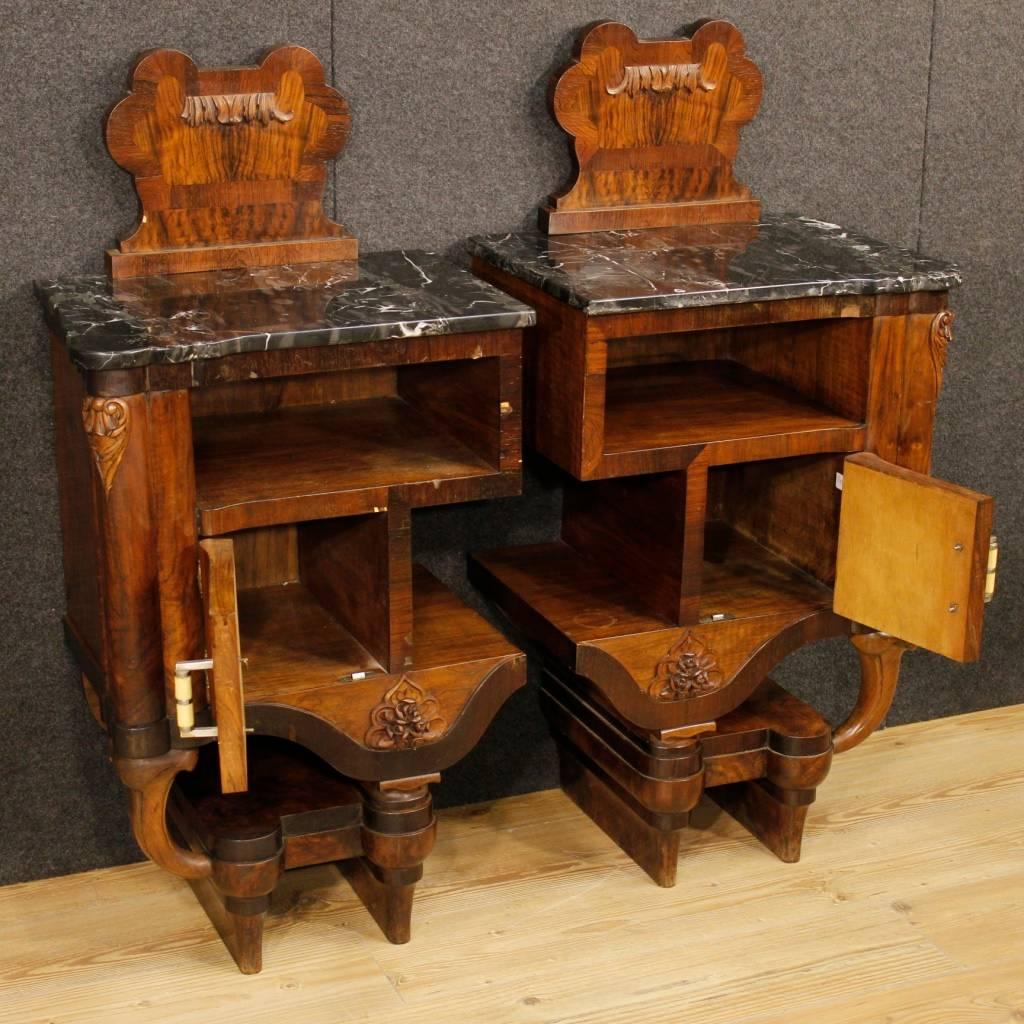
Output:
[542, 20, 763, 234]
[82, 397, 130, 494]
[648, 631, 725, 701]
[105, 45, 356, 278]
[365, 677, 447, 751]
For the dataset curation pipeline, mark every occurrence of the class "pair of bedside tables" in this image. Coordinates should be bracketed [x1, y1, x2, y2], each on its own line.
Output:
[38, 25, 995, 974]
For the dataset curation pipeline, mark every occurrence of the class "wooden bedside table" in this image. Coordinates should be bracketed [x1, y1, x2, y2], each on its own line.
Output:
[468, 20, 997, 887]
[38, 45, 534, 973]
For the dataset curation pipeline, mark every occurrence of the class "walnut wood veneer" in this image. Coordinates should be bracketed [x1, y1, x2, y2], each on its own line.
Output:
[470, 18, 996, 886]
[43, 46, 534, 975]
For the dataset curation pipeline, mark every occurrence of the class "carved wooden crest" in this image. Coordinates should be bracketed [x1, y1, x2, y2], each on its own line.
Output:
[365, 677, 447, 751]
[105, 45, 356, 279]
[542, 20, 763, 234]
[648, 632, 725, 702]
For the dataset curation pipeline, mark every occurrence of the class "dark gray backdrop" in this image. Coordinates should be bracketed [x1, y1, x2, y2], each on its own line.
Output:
[1, 1, 1020, 885]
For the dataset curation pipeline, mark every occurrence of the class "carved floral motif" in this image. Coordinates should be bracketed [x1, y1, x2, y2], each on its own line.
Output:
[365, 677, 446, 751]
[81, 397, 130, 494]
[648, 631, 724, 701]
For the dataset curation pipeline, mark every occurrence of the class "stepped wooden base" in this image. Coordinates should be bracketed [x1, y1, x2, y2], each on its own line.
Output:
[169, 738, 437, 974]
[542, 672, 832, 885]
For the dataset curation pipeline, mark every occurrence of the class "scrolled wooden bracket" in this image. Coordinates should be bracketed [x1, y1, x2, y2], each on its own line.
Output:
[116, 749, 212, 880]
[832, 633, 915, 754]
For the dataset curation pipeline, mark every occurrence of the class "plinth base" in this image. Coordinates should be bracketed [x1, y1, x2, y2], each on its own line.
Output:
[542, 672, 833, 885]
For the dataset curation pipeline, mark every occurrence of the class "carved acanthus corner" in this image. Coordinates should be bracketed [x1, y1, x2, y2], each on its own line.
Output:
[365, 677, 446, 751]
[648, 631, 725, 701]
[929, 310, 955, 380]
[82, 397, 130, 494]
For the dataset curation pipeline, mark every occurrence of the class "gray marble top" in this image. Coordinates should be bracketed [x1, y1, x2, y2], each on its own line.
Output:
[468, 214, 960, 316]
[37, 250, 536, 371]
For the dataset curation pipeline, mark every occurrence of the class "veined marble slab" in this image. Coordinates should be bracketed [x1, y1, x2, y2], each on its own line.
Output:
[468, 214, 960, 316]
[38, 250, 536, 371]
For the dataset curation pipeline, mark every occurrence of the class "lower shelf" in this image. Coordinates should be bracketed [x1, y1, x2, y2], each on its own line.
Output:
[240, 565, 519, 704]
[173, 738, 363, 868]
[470, 522, 833, 662]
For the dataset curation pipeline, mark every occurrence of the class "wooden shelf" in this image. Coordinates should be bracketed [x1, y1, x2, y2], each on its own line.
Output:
[240, 566, 518, 706]
[471, 524, 831, 663]
[602, 360, 865, 471]
[194, 397, 503, 535]
[700, 521, 832, 621]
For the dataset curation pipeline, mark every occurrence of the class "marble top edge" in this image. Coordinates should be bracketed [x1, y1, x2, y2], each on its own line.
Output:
[467, 213, 961, 316]
[38, 248, 536, 372]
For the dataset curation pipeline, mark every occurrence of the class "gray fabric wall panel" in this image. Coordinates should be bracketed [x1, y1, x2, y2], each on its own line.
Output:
[912, 0, 1023, 718]
[0, 1, 334, 885]
[333, 1, 934, 250]
[0, 1, 1017, 884]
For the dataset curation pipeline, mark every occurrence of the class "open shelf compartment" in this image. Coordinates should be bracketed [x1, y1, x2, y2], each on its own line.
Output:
[572, 316, 874, 479]
[222, 513, 518, 708]
[603, 360, 864, 464]
[192, 356, 519, 535]
[471, 454, 839, 662]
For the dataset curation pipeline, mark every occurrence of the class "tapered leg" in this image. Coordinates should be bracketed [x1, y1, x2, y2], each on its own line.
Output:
[558, 744, 686, 887]
[832, 632, 913, 754]
[708, 780, 813, 863]
[340, 859, 419, 944]
[345, 779, 437, 943]
[188, 876, 269, 975]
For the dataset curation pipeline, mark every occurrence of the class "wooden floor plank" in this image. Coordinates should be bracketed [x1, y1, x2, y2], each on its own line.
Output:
[1, 705, 1022, 1024]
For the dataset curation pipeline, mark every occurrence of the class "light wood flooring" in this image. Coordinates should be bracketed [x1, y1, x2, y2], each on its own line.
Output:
[2, 704, 1022, 1023]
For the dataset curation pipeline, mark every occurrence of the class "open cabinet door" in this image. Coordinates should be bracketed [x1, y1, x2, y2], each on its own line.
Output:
[834, 453, 993, 662]
[199, 539, 248, 793]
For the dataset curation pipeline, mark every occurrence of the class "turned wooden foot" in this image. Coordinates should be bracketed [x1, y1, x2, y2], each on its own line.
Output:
[340, 859, 418, 944]
[832, 632, 914, 754]
[188, 878, 271, 975]
[709, 781, 813, 863]
[344, 779, 437, 943]
[558, 744, 685, 887]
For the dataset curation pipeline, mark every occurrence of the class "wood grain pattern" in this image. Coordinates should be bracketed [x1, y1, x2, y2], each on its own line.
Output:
[105, 45, 356, 277]
[199, 539, 248, 794]
[542, 20, 763, 232]
[832, 632, 913, 754]
[2, 705, 1021, 1021]
[834, 453, 993, 661]
[192, 396, 504, 535]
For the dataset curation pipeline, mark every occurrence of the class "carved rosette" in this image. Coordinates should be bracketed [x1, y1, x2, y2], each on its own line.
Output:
[82, 397, 130, 494]
[929, 310, 955, 381]
[648, 632, 724, 701]
[365, 677, 446, 751]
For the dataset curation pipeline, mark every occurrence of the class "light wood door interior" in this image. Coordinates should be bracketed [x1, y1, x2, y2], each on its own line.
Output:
[833, 453, 993, 661]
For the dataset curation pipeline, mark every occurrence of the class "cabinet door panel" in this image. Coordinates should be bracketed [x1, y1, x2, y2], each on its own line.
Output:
[199, 538, 248, 792]
[834, 453, 992, 661]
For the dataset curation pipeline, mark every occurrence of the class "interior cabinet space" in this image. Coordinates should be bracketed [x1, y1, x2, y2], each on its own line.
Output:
[471, 458, 838, 667]
[601, 319, 870, 474]
[227, 516, 517, 707]
[192, 359, 514, 535]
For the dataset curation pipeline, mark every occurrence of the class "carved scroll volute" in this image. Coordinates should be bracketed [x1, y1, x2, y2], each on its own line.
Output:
[648, 631, 725, 702]
[365, 677, 447, 751]
[82, 397, 130, 494]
